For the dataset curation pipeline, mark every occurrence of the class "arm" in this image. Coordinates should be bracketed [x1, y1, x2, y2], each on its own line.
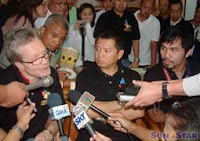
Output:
[150, 41, 158, 66]
[34, 118, 59, 141]
[0, 81, 28, 107]
[2, 102, 35, 141]
[87, 100, 144, 120]
[108, 112, 161, 141]
[87, 100, 122, 118]
[129, 40, 140, 68]
[90, 131, 112, 141]
[126, 79, 186, 107]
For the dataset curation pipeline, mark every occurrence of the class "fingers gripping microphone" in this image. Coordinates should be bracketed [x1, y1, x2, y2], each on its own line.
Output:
[25, 76, 54, 91]
[68, 90, 109, 119]
[25, 76, 54, 113]
[48, 93, 70, 141]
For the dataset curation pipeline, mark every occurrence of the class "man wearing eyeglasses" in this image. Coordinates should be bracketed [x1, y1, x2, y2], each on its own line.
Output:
[0, 28, 65, 141]
[34, 0, 68, 28]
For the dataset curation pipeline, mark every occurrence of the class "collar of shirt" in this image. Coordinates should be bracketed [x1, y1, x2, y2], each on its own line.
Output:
[96, 61, 125, 77]
[165, 61, 191, 79]
[170, 18, 182, 26]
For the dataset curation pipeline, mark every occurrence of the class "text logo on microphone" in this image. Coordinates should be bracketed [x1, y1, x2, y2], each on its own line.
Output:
[73, 110, 90, 129]
[77, 91, 95, 111]
[49, 104, 70, 120]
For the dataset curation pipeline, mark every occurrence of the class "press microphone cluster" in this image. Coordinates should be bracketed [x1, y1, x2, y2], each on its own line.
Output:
[25, 76, 54, 112]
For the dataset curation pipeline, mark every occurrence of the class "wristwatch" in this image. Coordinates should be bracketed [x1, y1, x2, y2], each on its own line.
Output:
[12, 125, 24, 138]
[134, 58, 140, 62]
[162, 82, 170, 99]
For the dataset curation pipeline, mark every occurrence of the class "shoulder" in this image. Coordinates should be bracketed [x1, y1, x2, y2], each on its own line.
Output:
[0, 65, 22, 84]
[144, 64, 164, 81]
[122, 66, 141, 80]
[188, 62, 200, 75]
[149, 15, 160, 25]
[77, 62, 98, 77]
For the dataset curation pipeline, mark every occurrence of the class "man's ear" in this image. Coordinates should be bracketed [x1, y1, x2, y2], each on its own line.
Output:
[185, 48, 193, 58]
[14, 61, 24, 71]
[117, 50, 124, 60]
[40, 26, 46, 36]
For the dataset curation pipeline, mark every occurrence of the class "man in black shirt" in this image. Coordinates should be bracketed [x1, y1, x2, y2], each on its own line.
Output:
[0, 28, 65, 141]
[156, 0, 170, 35]
[94, 0, 140, 68]
[144, 26, 200, 124]
[75, 31, 143, 141]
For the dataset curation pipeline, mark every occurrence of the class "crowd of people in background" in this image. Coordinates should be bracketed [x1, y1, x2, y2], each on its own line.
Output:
[1, 0, 200, 141]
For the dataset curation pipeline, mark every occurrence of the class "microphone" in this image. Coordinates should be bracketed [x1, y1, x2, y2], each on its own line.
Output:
[25, 76, 54, 91]
[48, 93, 69, 141]
[25, 76, 54, 113]
[68, 90, 109, 119]
[73, 105, 95, 136]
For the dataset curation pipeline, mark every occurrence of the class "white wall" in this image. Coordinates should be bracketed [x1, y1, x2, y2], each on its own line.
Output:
[184, 0, 197, 21]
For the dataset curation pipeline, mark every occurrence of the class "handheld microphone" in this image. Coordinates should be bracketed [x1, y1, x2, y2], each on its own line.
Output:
[73, 105, 95, 136]
[72, 93, 95, 137]
[48, 93, 69, 141]
[25, 76, 54, 91]
[68, 90, 109, 119]
[25, 76, 54, 113]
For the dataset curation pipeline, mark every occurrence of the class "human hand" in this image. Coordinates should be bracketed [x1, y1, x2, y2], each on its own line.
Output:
[74, 20, 86, 30]
[34, 130, 53, 141]
[107, 112, 133, 133]
[125, 80, 163, 107]
[0, 81, 28, 107]
[16, 101, 36, 132]
[90, 131, 111, 141]
[129, 61, 139, 69]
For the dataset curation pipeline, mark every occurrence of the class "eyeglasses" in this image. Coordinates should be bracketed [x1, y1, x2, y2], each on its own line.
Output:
[50, 1, 68, 7]
[21, 50, 50, 66]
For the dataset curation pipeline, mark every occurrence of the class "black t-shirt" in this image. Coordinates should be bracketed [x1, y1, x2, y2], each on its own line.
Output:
[75, 61, 141, 141]
[94, 10, 140, 59]
[156, 15, 170, 35]
[0, 65, 64, 141]
[144, 62, 200, 112]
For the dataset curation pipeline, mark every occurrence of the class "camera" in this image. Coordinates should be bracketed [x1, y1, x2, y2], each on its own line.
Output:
[81, 21, 87, 26]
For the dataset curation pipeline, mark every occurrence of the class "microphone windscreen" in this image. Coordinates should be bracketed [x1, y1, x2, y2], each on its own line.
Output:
[48, 93, 63, 108]
[68, 90, 82, 105]
[42, 76, 54, 87]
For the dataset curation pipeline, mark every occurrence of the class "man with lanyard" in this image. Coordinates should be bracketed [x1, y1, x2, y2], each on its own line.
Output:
[94, 0, 140, 68]
[143, 26, 200, 124]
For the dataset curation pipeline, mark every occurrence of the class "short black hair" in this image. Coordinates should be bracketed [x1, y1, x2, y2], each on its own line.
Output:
[170, 97, 200, 141]
[159, 25, 193, 53]
[169, 0, 182, 9]
[95, 31, 124, 51]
